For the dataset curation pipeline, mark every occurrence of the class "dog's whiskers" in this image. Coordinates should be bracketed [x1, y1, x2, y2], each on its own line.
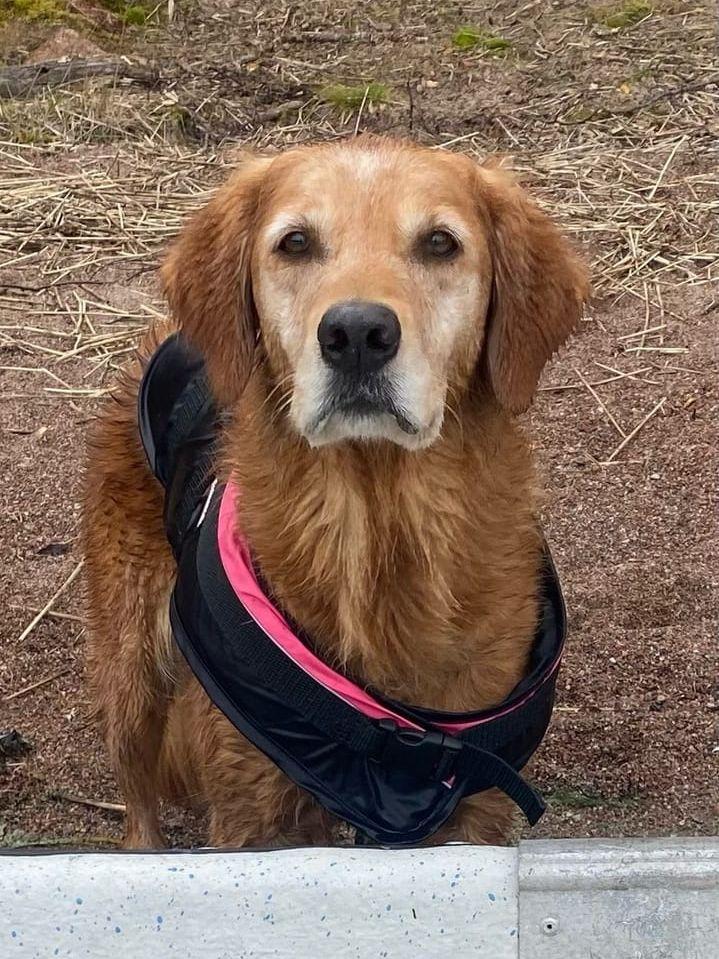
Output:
[444, 385, 464, 441]
[261, 373, 294, 411]
[270, 390, 295, 427]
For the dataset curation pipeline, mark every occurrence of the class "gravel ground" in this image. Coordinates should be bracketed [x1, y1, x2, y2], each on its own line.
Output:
[1, 0, 717, 848]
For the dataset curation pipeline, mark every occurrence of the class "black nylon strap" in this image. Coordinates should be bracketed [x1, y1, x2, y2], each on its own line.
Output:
[162, 379, 218, 557]
[194, 491, 546, 824]
[194, 502, 382, 756]
[164, 434, 216, 556]
[455, 742, 546, 825]
[162, 378, 215, 484]
[137, 333, 219, 557]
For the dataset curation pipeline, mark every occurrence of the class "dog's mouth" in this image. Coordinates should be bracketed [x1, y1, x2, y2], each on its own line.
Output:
[308, 375, 420, 437]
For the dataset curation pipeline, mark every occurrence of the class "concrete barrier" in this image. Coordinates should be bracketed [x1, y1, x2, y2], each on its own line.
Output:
[1, 838, 717, 958]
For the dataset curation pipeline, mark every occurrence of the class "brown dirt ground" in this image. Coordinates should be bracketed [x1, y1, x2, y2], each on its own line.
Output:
[1, 0, 717, 849]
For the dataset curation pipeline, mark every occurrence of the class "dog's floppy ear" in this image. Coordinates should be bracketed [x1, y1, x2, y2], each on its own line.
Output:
[477, 166, 589, 414]
[161, 155, 273, 405]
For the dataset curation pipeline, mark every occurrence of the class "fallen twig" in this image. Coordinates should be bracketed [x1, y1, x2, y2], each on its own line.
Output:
[0, 58, 160, 99]
[9, 604, 84, 624]
[49, 791, 126, 815]
[601, 398, 667, 465]
[258, 99, 304, 122]
[574, 367, 626, 438]
[16, 560, 84, 644]
[4, 668, 71, 702]
[540, 367, 654, 392]
[559, 72, 719, 124]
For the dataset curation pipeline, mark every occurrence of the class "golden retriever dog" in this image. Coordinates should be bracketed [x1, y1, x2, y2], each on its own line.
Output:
[82, 135, 588, 849]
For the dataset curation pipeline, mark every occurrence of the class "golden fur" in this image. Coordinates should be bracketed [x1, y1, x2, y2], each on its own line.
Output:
[82, 136, 588, 848]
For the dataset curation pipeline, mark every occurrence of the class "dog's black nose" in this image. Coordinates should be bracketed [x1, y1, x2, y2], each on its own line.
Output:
[318, 301, 401, 375]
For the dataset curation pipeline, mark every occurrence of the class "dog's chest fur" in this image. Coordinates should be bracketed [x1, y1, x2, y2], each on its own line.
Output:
[223, 377, 542, 713]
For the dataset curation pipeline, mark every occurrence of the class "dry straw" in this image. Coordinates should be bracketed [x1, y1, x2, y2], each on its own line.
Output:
[0, 5, 716, 441]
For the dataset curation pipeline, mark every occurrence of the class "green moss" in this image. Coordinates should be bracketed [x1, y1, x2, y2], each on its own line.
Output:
[98, 0, 154, 24]
[627, 64, 653, 81]
[0, 0, 66, 22]
[12, 125, 52, 143]
[122, 4, 145, 24]
[547, 786, 604, 809]
[159, 102, 199, 141]
[452, 26, 512, 54]
[318, 82, 389, 110]
[592, 0, 653, 29]
[0, 826, 118, 848]
[0, 0, 153, 25]
[0, 824, 29, 846]
[563, 103, 596, 122]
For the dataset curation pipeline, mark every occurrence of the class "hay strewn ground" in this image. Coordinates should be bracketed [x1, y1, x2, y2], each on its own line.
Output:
[1, 0, 717, 847]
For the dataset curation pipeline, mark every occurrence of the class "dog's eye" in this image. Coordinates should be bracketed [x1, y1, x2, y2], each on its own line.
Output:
[424, 230, 459, 259]
[278, 230, 310, 255]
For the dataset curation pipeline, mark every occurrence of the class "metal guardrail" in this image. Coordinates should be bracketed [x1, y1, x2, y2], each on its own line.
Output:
[1, 838, 717, 957]
[520, 838, 719, 958]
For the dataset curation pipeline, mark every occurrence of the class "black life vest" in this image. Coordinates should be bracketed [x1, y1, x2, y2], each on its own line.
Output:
[138, 334, 566, 847]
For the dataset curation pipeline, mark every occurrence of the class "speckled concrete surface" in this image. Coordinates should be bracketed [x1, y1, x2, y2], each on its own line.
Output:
[1, 845, 518, 958]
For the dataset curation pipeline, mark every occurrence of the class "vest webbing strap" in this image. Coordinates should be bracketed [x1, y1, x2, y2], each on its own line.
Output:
[190, 495, 547, 826]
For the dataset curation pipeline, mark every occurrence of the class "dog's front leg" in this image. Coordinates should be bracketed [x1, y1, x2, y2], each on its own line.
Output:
[189, 703, 335, 848]
[88, 591, 175, 849]
[432, 789, 517, 846]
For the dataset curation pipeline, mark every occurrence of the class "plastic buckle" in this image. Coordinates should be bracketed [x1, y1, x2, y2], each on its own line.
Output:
[376, 720, 462, 782]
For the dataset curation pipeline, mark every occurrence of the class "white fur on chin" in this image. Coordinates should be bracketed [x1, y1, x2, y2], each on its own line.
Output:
[303, 409, 444, 451]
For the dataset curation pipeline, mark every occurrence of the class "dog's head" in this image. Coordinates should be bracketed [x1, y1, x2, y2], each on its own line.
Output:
[163, 138, 588, 449]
